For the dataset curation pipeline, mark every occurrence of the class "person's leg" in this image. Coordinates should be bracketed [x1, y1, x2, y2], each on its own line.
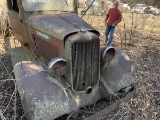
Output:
[105, 25, 111, 45]
[107, 26, 116, 46]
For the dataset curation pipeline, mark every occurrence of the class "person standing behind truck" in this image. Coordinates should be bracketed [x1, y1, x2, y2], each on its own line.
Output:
[104, 0, 122, 46]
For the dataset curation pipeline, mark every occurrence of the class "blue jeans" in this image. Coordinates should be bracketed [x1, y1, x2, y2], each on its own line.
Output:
[105, 25, 116, 46]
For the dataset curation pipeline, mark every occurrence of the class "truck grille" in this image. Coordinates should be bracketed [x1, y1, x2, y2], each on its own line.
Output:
[72, 40, 100, 91]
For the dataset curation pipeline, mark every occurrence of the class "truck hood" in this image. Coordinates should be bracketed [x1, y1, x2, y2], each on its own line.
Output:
[25, 13, 99, 40]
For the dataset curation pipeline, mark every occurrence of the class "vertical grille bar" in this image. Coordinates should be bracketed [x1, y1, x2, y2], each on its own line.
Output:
[72, 40, 99, 91]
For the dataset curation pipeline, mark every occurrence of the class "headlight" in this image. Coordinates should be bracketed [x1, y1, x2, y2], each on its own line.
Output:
[48, 58, 68, 77]
[103, 46, 115, 62]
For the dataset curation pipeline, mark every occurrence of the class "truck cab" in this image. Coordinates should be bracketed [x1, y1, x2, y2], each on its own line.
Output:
[7, 0, 80, 60]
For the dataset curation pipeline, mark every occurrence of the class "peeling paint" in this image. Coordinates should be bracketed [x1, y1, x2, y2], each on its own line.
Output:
[26, 16, 77, 40]
[47, 74, 69, 99]
[117, 73, 135, 90]
[33, 96, 70, 120]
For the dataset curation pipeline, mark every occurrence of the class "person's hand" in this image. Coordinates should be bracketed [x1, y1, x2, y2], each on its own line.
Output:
[112, 23, 116, 26]
[105, 20, 107, 25]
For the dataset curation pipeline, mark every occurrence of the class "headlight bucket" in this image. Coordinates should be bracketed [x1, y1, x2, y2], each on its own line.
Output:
[48, 58, 68, 77]
[103, 46, 115, 62]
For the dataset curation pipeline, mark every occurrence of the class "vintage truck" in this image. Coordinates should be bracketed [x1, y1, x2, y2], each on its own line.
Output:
[6, 0, 135, 119]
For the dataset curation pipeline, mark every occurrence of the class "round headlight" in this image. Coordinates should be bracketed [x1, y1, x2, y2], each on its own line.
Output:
[48, 58, 68, 77]
[103, 46, 115, 62]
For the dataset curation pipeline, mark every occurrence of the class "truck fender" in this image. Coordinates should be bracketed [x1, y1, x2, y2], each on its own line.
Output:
[100, 47, 135, 96]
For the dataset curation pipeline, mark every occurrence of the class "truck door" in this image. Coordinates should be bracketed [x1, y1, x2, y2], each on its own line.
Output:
[6, 0, 30, 46]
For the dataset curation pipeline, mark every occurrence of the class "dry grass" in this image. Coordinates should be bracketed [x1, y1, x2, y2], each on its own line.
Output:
[0, 12, 160, 120]
[83, 12, 160, 120]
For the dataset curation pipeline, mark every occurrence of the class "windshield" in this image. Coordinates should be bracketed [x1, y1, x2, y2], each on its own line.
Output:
[22, 0, 74, 12]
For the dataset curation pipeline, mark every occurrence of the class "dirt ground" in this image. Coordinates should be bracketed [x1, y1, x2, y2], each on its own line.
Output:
[0, 13, 160, 120]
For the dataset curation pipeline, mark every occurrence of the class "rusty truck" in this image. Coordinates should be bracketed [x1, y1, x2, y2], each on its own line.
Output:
[6, 0, 135, 119]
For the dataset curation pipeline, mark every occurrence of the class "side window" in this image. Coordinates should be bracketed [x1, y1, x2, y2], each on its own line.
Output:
[7, 0, 19, 12]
